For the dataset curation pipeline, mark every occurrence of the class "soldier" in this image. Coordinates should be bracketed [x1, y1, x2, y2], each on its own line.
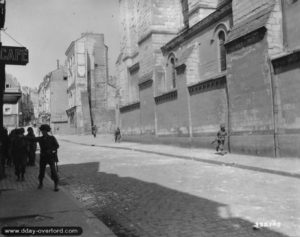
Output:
[27, 124, 59, 191]
[26, 127, 37, 166]
[216, 124, 227, 154]
[11, 128, 28, 181]
[91, 124, 98, 138]
[114, 127, 121, 143]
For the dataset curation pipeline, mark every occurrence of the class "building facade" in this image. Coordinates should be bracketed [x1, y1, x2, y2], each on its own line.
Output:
[65, 33, 115, 134]
[29, 88, 39, 125]
[19, 86, 35, 127]
[116, 0, 300, 158]
[37, 74, 51, 125]
[37, 64, 70, 134]
[3, 74, 21, 131]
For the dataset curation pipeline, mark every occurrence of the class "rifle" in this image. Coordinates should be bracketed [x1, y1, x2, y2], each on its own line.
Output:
[211, 138, 218, 145]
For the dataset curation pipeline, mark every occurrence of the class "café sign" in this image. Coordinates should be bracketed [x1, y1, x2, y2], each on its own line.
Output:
[0, 46, 29, 65]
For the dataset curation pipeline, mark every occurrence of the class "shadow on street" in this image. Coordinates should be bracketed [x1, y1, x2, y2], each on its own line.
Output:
[58, 162, 288, 237]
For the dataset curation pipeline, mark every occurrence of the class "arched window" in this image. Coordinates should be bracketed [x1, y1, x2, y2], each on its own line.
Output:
[181, 0, 189, 28]
[170, 57, 176, 89]
[218, 31, 227, 71]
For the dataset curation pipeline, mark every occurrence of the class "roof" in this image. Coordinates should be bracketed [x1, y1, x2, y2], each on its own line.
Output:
[226, 4, 274, 45]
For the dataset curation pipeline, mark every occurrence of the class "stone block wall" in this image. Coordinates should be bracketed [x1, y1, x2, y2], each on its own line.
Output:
[156, 75, 190, 137]
[137, 0, 152, 42]
[187, 0, 219, 27]
[140, 84, 156, 134]
[152, 0, 183, 31]
[232, 0, 284, 57]
[120, 108, 141, 135]
[226, 33, 275, 156]
[232, 0, 272, 24]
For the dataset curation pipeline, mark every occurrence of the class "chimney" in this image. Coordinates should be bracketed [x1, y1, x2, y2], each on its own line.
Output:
[57, 60, 60, 69]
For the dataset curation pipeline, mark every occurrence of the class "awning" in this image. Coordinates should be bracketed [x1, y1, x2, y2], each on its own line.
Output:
[3, 91, 22, 104]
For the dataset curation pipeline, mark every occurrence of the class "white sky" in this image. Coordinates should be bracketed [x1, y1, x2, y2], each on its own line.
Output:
[2, 0, 120, 88]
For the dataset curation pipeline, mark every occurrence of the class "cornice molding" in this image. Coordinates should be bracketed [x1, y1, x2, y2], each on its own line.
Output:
[272, 49, 300, 74]
[138, 30, 178, 45]
[120, 102, 140, 113]
[154, 90, 178, 105]
[188, 75, 226, 95]
[139, 79, 153, 90]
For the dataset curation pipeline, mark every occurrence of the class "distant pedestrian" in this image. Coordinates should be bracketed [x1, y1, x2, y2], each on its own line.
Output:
[92, 124, 98, 138]
[215, 124, 227, 154]
[114, 127, 121, 143]
[27, 124, 59, 191]
[26, 127, 37, 166]
[11, 128, 28, 181]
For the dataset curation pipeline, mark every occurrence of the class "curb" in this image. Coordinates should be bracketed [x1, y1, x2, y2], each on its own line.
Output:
[60, 139, 300, 180]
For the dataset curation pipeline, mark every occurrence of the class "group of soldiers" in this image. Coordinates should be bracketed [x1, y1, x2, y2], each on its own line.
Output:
[0, 127, 37, 181]
[0, 124, 60, 191]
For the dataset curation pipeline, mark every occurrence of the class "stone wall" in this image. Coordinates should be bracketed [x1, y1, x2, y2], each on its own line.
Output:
[226, 31, 275, 156]
[272, 53, 300, 157]
[283, 0, 300, 50]
[188, 0, 219, 27]
[232, 0, 284, 57]
[232, 0, 272, 24]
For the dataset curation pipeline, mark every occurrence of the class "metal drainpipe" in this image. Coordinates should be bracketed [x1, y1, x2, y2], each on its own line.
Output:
[268, 57, 279, 158]
[224, 75, 231, 153]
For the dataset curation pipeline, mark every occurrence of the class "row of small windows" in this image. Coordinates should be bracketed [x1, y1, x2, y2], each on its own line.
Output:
[167, 30, 227, 90]
[125, 30, 227, 105]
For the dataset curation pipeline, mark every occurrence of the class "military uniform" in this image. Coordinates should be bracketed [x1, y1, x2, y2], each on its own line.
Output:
[216, 125, 227, 152]
[28, 124, 59, 191]
[11, 129, 28, 181]
[37, 134, 59, 187]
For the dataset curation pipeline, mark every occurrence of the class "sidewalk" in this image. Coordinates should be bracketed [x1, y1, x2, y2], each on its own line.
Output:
[58, 134, 300, 179]
[0, 156, 116, 237]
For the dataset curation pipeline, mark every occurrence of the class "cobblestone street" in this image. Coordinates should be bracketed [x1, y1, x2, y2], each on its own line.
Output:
[57, 140, 300, 237]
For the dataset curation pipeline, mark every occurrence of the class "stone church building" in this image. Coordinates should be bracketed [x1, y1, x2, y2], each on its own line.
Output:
[116, 0, 300, 158]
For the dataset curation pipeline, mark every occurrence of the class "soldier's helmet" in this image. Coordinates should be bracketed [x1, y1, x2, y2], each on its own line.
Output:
[39, 124, 51, 132]
[19, 127, 25, 134]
